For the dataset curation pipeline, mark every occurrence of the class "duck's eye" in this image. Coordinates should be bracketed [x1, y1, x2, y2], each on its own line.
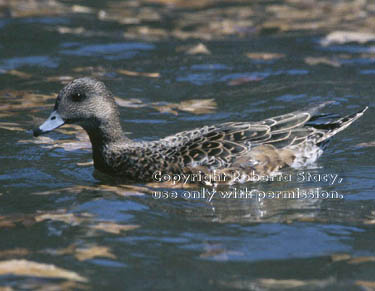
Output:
[71, 93, 84, 102]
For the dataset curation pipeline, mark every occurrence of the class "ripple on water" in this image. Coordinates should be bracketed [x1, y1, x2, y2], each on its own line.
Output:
[74, 199, 148, 221]
[60, 42, 155, 58]
[0, 56, 59, 70]
[320, 45, 375, 54]
[180, 223, 361, 262]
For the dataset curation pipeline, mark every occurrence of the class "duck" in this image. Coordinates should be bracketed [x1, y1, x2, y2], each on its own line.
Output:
[33, 77, 367, 184]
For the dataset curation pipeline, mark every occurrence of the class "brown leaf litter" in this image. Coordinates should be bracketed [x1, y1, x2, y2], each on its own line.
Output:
[117, 69, 160, 78]
[45, 244, 116, 261]
[91, 222, 140, 234]
[304, 57, 341, 67]
[246, 52, 285, 60]
[0, 260, 87, 282]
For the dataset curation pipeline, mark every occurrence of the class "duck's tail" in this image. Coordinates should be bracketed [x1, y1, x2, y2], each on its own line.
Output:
[312, 106, 368, 145]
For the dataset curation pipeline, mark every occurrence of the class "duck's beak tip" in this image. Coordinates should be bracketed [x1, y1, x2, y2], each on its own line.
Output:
[33, 126, 43, 137]
[32, 110, 65, 137]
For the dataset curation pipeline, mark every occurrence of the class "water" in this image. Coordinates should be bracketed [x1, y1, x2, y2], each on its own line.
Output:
[1, 0, 375, 290]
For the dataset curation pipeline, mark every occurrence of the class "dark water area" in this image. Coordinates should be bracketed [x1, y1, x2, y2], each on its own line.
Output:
[0, 0, 375, 290]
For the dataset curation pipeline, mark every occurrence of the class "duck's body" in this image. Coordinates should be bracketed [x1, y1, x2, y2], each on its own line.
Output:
[33, 78, 367, 183]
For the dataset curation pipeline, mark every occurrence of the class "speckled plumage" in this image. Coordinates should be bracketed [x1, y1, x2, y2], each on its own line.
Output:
[34, 78, 368, 183]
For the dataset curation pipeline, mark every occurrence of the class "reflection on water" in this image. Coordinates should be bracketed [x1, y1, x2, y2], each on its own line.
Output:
[0, 0, 375, 289]
[147, 183, 340, 224]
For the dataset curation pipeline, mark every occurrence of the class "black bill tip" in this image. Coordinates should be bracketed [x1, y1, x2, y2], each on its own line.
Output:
[33, 126, 43, 137]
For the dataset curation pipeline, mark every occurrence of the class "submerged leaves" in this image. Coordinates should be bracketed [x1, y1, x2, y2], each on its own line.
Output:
[3, 70, 32, 79]
[321, 31, 375, 46]
[1, 0, 69, 18]
[114, 97, 145, 108]
[0, 0, 374, 41]
[0, 215, 35, 229]
[0, 260, 87, 282]
[348, 256, 375, 264]
[46, 244, 116, 261]
[175, 99, 217, 114]
[263, 1, 374, 34]
[0, 249, 30, 259]
[152, 99, 217, 115]
[75, 246, 116, 261]
[199, 244, 243, 261]
[91, 222, 140, 234]
[227, 76, 264, 86]
[330, 253, 351, 262]
[356, 281, 375, 289]
[97, 0, 375, 40]
[330, 254, 375, 265]
[35, 212, 93, 226]
[18, 125, 91, 152]
[304, 57, 341, 67]
[115, 97, 217, 115]
[117, 69, 160, 78]
[17, 280, 85, 291]
[0, 122, 24, 132]
[0, 90, 56, 111]
[217, 277, 336, 290]
[246, 52, 285, 60]
[251, 278, 335, 289]
[178, 43, 211, 55]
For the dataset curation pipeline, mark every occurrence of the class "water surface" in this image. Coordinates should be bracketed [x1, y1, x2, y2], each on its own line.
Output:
[0, 0, 375, 290]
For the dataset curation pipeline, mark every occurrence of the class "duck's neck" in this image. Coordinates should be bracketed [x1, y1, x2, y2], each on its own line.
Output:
[84, 117, 131, 173]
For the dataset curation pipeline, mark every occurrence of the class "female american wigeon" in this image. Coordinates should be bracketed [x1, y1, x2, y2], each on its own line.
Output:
[33, 77, 367, 183]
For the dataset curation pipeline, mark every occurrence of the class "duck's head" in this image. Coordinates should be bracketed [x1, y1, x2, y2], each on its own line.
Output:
[33, 77, 119, 137]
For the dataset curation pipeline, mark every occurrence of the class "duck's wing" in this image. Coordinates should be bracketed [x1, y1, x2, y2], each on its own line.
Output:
[253, 101, 338, 147]
[169, 102, 335, 168]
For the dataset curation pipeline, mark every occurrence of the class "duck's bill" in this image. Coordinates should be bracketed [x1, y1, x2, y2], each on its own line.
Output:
[33, 111, 65, 137]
